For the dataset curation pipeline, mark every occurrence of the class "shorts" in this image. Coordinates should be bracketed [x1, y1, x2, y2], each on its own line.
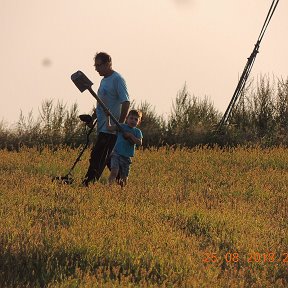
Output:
[110, 152, 132, 178]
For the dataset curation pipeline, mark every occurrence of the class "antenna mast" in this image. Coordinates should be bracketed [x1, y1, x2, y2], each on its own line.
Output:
[217, 0, 280, 132]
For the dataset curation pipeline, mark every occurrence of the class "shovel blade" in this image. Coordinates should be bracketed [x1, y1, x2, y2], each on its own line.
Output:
[71, 71, 93, 93]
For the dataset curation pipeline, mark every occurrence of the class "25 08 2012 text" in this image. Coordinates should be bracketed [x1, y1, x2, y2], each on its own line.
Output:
[203, 252, 288, 264]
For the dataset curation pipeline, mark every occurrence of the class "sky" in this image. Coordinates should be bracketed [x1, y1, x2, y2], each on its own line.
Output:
[0, 0, 287, 126]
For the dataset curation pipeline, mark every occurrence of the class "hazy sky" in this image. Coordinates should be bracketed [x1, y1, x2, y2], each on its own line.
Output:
[1, 0, 287, 126]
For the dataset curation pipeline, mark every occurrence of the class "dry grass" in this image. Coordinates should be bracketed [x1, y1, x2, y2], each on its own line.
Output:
[1, 146, 288, 287]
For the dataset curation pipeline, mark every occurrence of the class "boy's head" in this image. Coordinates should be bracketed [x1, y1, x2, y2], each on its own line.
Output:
[126, 110, 142, 128]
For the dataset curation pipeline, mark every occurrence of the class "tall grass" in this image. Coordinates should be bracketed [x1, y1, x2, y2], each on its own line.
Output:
[1, 146, 288, 287]
[2, 75, 288, 150]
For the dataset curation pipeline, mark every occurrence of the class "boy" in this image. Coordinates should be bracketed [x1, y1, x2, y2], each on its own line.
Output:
[106, 110, 143, 186]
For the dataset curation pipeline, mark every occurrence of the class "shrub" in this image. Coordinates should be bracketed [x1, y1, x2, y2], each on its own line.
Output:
[166, 84, 220, 147]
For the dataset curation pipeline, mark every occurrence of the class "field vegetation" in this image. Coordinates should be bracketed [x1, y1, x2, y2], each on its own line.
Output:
[1, 75, 288, 150]
[1, 146, 288, 287]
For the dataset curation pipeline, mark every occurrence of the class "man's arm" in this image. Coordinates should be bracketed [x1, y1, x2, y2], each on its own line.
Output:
[119, 101, 130, 123]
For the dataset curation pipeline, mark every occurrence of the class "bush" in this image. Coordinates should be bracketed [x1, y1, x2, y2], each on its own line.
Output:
[134, 101, 166, 148]
[166, 84, 220, 147]
[2, 75, 288, 150]
[0, 100, 90, 150]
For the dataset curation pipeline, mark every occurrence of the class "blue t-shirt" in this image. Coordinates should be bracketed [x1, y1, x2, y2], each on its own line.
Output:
[114, 124, 143, 157]
[96, 71, 129, 134]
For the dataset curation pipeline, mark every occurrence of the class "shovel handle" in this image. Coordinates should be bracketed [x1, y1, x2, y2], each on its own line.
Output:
[87, 87, 124, 133]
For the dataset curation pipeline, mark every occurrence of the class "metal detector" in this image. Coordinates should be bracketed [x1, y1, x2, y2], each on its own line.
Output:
[52, 115, 96, 184]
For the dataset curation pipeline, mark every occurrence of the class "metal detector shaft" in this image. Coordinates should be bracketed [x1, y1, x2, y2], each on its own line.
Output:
[66, 119, 97, 175]
[52, 118, 97, 184]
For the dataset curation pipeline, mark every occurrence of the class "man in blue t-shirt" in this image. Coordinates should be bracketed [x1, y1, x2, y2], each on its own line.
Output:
[82, 52, 130, 187]
[106, 110, 143, 187]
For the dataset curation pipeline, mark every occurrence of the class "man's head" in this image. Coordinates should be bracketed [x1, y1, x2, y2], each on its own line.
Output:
[126, 110, 142, 128]
[94, 52, 113, 77]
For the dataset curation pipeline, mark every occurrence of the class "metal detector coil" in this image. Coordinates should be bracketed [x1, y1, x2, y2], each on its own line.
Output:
[52, 175, 74, 185]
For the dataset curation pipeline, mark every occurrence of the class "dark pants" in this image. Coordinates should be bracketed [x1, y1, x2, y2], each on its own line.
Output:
[83, 132, 117, 185]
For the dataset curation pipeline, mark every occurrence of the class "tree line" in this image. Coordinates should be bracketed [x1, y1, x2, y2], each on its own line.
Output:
[1, 76, 288, 150]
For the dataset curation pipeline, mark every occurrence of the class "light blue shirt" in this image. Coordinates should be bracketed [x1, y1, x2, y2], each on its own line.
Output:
[114, 124, 143, 157]
[96, 71, 129, 134]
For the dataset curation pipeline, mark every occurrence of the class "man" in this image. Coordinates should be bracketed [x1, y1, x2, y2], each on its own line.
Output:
[82, 52, 130, 186]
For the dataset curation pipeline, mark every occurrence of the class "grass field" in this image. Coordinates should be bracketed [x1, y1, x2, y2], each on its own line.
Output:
[1, 146, 288, 287]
